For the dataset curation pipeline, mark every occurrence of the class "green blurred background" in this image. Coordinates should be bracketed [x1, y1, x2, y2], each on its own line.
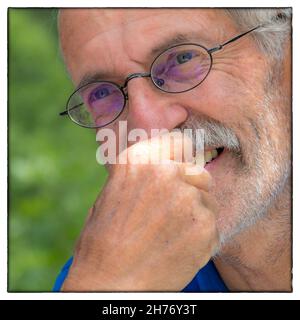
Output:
[8, 8, 108, 291]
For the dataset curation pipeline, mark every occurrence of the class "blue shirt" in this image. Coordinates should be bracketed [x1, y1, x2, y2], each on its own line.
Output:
[53, 257, 228, 292]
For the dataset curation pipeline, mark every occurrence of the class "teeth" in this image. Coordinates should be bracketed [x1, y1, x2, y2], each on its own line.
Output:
[204, 151, 212, 163]
[211, 149, 218, 159]
[204, 148, 219, 164]
[197, 148, 222, 166]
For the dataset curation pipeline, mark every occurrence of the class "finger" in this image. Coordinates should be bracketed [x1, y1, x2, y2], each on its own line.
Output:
[198, 189, 218, 215]
[179, 165, 212, 192]
[121, 131, 193, 165]
[139, 131, 194, 164]
[154, 131, 194, 163]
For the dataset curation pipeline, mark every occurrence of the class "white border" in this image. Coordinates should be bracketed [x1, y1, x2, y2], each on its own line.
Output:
[2, 0, 299, 300]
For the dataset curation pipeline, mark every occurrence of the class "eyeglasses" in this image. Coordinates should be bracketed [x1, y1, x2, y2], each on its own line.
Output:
[59, 25, 260, 129]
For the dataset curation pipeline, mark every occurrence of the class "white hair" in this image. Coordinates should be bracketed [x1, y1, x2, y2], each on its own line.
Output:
[226, 8, 292, 61]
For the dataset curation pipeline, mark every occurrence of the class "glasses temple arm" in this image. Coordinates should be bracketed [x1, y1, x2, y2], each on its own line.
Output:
[207, 25, 261, 54]
[59, 103, 84, 116]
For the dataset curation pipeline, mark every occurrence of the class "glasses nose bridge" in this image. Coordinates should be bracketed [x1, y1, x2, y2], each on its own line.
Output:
[122, 72, 151, 97]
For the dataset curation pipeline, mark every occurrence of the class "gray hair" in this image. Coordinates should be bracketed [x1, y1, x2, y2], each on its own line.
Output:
[226, 8, 292, 61]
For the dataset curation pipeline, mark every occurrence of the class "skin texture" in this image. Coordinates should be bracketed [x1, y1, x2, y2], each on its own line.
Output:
[58, 9, 291, 291]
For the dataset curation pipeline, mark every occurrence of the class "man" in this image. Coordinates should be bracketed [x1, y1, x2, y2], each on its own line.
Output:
[54, 8, 292, 292]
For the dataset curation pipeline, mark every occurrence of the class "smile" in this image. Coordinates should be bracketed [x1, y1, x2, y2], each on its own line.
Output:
[204, 147, 224, 168]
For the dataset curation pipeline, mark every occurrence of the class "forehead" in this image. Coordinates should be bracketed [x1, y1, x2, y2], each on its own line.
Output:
[59, 9, 234, 84]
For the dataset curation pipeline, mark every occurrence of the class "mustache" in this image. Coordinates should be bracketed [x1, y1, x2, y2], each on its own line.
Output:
[178, 113, 241, 153]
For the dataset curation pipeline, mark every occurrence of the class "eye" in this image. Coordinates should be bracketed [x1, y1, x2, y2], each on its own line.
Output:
[89, 87, 110, 103]
[176, 51, 193, 64]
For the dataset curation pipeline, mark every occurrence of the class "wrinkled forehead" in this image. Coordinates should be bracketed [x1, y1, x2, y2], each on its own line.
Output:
[58, 9, 234, 83]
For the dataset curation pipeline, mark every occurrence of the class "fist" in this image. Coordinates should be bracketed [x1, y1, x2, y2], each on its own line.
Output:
[62, 133, 219, 291]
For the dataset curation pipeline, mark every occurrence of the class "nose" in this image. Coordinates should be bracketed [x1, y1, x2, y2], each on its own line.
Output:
[125, 76, 189, 135]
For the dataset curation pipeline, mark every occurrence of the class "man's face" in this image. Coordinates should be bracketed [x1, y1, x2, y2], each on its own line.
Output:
[59, 9, 291, 245]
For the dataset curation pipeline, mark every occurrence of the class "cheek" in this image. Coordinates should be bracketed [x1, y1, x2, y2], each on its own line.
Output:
[182, 57, 268, 124]
[183, 72, 247, 123]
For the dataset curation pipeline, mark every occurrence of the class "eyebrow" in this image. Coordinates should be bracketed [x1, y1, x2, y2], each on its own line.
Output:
[150, 32, 211, 56]
[76, 31, 211, 89]
[76, 71, 112, 89]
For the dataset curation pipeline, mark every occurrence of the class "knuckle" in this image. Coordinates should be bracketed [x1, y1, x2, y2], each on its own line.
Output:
[197, 209, 217, 239]
[151, 162, 179, 181]
[172, 185, 198, 210]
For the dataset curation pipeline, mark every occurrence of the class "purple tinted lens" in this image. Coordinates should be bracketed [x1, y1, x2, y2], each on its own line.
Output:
[151, 44, 211, 93]
[70, 82, 125, 127]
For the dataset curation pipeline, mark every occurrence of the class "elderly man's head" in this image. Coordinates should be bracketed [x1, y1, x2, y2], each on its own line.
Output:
[58, 8, 291, 246]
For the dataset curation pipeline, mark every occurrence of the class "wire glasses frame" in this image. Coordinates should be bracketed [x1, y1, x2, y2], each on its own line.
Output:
[59, 25, 260, 129]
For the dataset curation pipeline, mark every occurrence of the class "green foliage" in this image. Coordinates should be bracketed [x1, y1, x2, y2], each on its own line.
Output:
[9, 8, 108, 291]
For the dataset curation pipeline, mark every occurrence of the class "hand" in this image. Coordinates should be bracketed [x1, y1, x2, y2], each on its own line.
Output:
[62, 133, 219, 291]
